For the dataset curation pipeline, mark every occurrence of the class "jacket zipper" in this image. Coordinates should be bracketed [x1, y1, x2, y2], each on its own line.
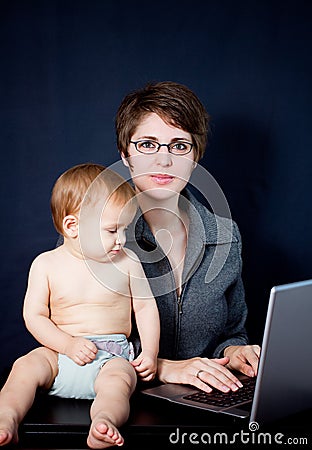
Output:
[174, 285, 185, 357]
[177, 294, 183, 315]
[174, 243, 206, 357]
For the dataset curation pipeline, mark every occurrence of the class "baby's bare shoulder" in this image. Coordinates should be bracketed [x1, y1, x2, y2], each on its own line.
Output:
[30, 247, 64, 270]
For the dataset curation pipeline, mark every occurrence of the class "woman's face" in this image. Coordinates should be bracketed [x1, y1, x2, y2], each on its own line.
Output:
[122, 113, 195, 201]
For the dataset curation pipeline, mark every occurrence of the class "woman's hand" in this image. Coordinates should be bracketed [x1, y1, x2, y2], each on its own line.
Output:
[157, 357, 244, 393]
[224, 345, 261, 377]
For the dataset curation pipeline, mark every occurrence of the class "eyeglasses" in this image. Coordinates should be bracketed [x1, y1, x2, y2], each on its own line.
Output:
[130, 140, 193, 155]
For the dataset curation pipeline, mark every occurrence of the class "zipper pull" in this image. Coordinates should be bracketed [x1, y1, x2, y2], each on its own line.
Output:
[177, 296, 183, 314]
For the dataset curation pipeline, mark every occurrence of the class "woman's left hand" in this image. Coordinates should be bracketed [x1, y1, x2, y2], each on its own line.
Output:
[224, 345, 261, 377]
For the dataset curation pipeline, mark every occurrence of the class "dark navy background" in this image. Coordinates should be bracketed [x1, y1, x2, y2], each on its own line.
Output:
[1, 0, 311, 374]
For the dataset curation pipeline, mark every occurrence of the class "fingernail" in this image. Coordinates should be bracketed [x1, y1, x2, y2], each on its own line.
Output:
[222, 385, 230, 392]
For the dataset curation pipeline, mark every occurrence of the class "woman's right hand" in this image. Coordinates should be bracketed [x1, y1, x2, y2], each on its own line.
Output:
[157, 357, 243, 393]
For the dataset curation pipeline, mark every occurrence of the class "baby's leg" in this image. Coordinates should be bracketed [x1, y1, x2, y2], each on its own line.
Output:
[0, 347, 58, 446]
[87, 357, 136, 449]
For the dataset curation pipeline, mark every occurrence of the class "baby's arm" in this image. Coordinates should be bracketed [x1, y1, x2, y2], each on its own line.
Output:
[23, 253, 97, 365]
[127, 252, 160, 381]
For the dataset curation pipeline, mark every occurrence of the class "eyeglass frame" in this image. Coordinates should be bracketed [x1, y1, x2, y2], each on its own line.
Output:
[130, 139, 194, 155]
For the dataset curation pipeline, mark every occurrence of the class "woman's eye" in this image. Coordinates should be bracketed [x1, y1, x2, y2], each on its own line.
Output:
[172, 143, 187, 150]
[141, 140, 156, 149]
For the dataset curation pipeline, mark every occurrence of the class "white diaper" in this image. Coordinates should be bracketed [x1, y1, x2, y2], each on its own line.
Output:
[48, 334, 133, 400]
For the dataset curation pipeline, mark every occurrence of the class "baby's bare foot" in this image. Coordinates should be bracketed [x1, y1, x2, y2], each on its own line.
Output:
[0, 415, 19, 446]
[87, 416, 124, 449]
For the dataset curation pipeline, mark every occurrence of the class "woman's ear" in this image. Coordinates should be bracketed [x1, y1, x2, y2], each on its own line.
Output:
[121, 153, 134, 171]
[121, 153, 129, 167]
[63, 215, 78, 238]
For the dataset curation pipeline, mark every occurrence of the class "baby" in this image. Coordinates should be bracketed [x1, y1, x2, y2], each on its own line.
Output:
[0, 163, 160, 448]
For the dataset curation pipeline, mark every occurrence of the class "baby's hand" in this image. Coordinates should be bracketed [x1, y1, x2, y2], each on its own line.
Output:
[131, 351, 157, 381]
[65, 337, 98, 365]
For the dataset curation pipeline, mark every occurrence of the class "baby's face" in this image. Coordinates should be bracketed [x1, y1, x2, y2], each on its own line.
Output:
[99, 200, 136, 259]
[78, 197, 136, 263]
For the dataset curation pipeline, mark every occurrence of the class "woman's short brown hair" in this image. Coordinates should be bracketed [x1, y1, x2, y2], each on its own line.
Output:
[115, 81, 211, 162]
[50, 163, 136, 235]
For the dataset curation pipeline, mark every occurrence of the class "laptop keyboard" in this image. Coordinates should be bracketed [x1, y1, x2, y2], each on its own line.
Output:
[183, 377, 256, 407]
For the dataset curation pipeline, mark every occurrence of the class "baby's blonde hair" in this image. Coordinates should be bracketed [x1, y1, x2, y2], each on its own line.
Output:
[51, 163, 136, 235]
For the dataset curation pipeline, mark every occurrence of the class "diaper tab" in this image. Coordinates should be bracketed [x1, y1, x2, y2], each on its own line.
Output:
[93, 339, 123, 356]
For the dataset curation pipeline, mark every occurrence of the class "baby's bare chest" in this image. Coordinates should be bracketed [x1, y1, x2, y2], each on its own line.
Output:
[49, 260, 130, 306]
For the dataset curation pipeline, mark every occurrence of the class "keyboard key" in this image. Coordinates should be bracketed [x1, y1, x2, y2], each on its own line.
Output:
[183, 377, 256, 407]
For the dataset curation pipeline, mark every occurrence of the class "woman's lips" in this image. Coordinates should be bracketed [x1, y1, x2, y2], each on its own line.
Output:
[110, 249, 121, 255]
[151, 174, 174, 185]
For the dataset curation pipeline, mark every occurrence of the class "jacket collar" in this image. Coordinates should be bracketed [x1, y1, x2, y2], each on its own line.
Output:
[127, 187, 237, 247]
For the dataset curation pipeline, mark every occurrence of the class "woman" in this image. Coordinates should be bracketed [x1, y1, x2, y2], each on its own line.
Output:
[115, 81, 260, 394]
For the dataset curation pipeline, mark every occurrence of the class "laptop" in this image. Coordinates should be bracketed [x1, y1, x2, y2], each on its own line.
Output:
[141, 279, 312, 425]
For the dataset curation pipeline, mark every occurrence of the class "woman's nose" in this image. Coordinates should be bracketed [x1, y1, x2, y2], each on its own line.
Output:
[155, 146, 173, 166]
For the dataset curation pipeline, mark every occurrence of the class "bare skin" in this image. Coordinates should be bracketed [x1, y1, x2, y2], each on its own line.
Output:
[87, 357, 137, 449]
[0, 347, 57, 447]
[0, 200, 160, 448]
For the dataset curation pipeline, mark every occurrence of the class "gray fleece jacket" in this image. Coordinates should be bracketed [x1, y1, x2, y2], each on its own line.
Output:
[126, 188, 249, 360]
